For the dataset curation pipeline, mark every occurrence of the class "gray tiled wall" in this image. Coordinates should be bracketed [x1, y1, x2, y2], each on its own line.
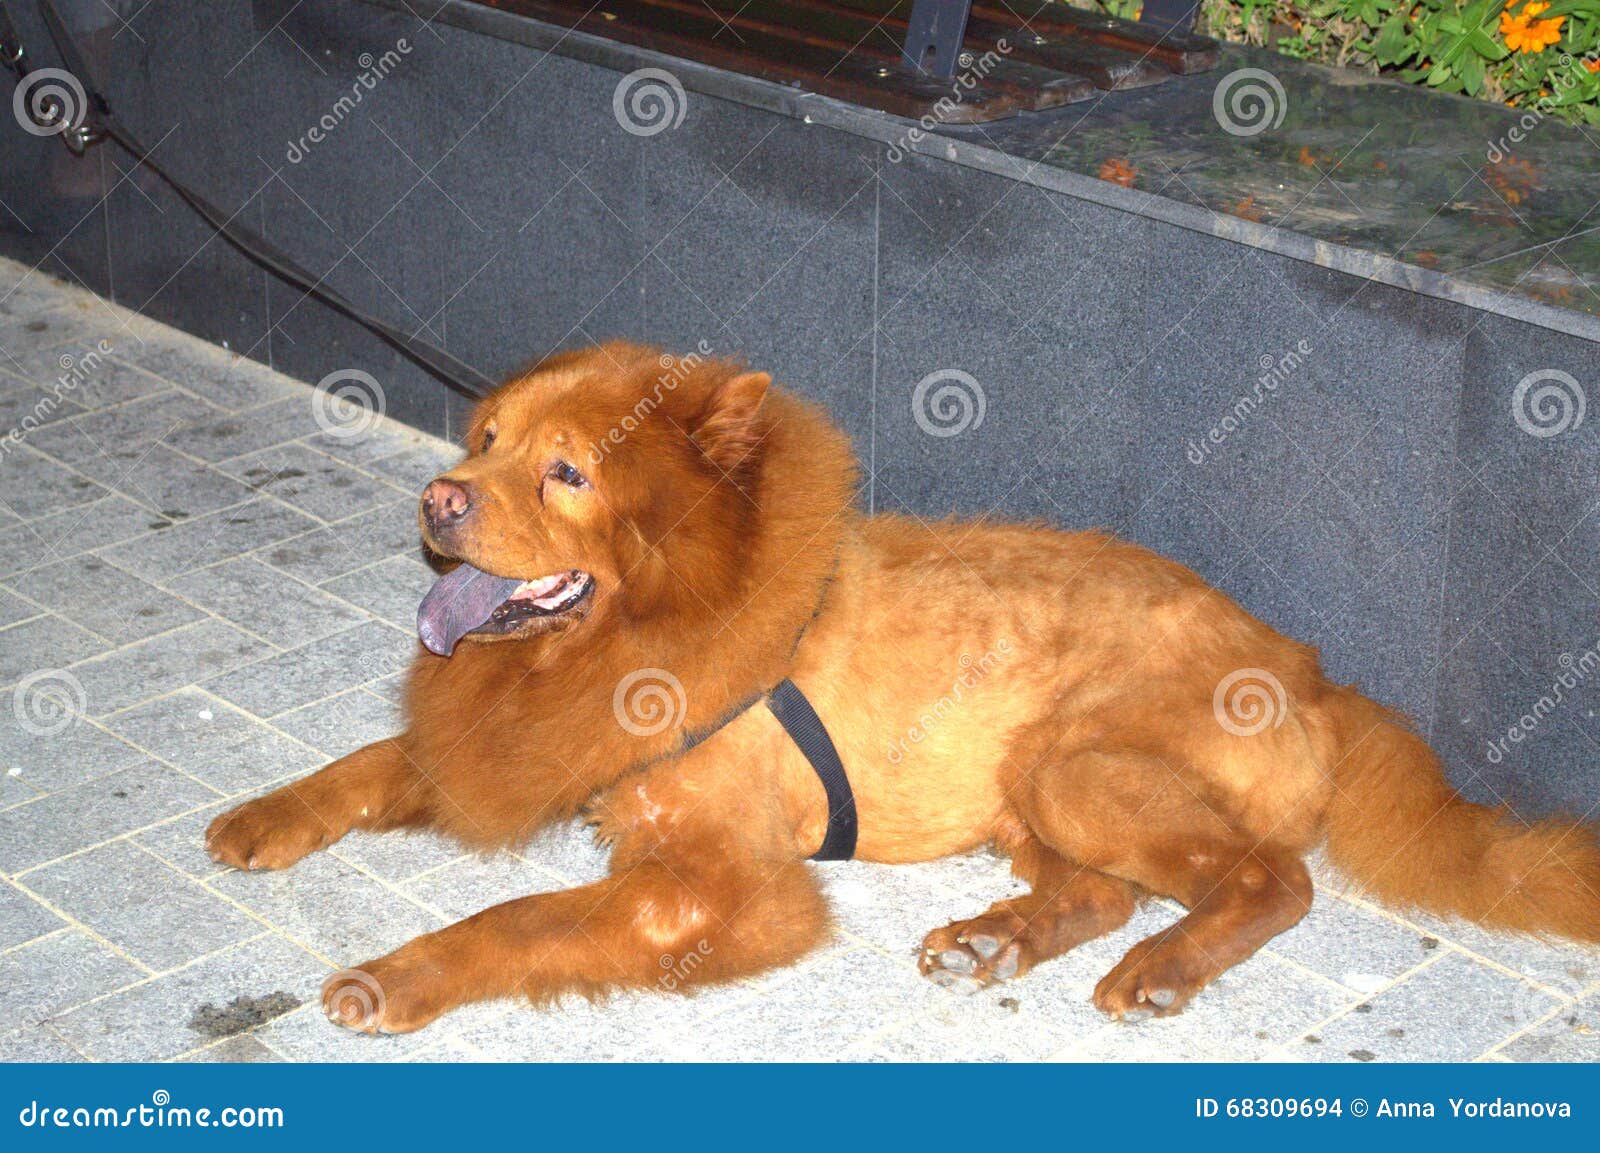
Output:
[2, 0, 1595, 814]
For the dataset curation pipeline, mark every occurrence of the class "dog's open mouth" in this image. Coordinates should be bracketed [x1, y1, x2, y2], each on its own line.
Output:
[417, 563, 594, 657]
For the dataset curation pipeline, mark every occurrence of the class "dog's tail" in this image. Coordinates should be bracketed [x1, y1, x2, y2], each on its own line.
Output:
[1322, 689, 1600, 940]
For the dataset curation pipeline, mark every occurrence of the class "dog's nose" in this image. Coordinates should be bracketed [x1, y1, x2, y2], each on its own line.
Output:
[422, 478, 472, 531]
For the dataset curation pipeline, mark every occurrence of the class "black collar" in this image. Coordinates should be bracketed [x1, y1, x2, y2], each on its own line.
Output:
[681, 679, 857, 861]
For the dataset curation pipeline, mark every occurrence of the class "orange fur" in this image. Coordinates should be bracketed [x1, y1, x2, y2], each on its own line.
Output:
[205, 342, 1600, 1034]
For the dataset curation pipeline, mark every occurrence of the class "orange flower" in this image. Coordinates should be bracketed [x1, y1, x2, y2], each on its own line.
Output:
[1229, 195, 1265, 223]
[1587, 59, 1600, 73]
[1097, 157, 1137, 188]
[1500, 2, 1565, 55]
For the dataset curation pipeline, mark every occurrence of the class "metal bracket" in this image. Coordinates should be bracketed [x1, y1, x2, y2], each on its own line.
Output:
[1138, 0, 1200, 34]
[901, 0, 972, 78]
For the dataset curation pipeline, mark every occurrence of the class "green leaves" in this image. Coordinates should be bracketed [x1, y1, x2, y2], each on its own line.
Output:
[1175, 0, 1598, 123]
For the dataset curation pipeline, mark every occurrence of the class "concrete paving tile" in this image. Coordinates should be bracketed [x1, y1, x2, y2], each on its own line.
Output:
[23, 389, 201, 469]
[180, 1034, 284, 1062]
[1500, 989, 1600, 1062]
[6, 555, 204, 645]
[0, 712, 148, 794]
[1301, 952, 1558, 1063]
[165, 557, 367, 650]
[875, 979, 1109, 1062]
[96, 497, 319, 581]
[307, 421, 430, 467]
[24, 841, 261, 972]
[516, 822, 612, 886]
[0, 380, 79, 445]
[0, 586, 43, 628]
[0, 931, 143, 1028]
[258, 999, 502, 1063]
[1399, 907, 1600, 988]
[321, 555, 436, 629]
[0, 878, 67, 951]
[0, 1023, 84, 1061]
[0, 495, 168, 580]
[133, 798, 234, 880]
[458, 983, 757, 1062]
[683, 946, 940, 1061]
[208, 851, 444, 964]
[1069, 951, 1352, 1062]
[163, 398, 317, 463]
[1266, 893, 1438, 993]
[254, 500, 423, 584]
[0, 613, 109, 687]
[114, 337, 303, 412]
[3, 447, 107, 521]
[1, 771, 43, 810]
[399, 849, 563, 919]
[50, 934, 321, 1062]
[104, 688, 321, 796]
[817, 859, 992, 957]
[219, 443, 406, 522]
[205, 621, 414, 717]
[70, 618, 273, 716]
[268, 689, 402, 758]
[331, 830, 467, 888]
[361, 443, 463, 493]
[0, 760, 218, 873]
[92, 445, 257, 520]
[4, 347, 166, 409]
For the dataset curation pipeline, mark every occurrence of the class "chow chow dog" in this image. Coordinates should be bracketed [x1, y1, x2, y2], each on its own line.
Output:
[207, 342, 1600, 1034]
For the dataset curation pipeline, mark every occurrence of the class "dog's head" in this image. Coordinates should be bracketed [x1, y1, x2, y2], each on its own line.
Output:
[415, 342, 773, 655]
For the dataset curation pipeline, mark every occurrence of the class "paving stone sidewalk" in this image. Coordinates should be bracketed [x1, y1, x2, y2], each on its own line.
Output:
[1, 257, 1596, 1063]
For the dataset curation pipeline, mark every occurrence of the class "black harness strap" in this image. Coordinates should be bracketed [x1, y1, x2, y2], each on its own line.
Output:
[766, 679, 858, 861]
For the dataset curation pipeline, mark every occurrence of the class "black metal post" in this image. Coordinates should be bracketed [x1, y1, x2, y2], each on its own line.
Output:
[901, 0, 972, 78]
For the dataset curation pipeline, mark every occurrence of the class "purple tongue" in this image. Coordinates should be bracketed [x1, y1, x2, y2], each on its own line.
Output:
[417, 563, 523, 657]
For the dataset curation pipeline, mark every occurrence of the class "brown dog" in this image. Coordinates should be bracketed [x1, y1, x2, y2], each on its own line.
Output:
[206, 342, 1600, 1034]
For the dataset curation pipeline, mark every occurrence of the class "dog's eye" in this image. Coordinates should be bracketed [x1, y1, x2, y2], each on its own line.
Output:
[480, 428, 496, 453]
[549, 460, 586, 488]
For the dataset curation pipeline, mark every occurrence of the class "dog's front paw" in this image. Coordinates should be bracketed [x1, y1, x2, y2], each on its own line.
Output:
[1092, 934, 1202, 1022]
[322, 946, 454, 1035]
[205, 789, 335, 871]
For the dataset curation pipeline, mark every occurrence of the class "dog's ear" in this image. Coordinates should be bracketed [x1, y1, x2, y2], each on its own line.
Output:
[691, 370, 770, 472]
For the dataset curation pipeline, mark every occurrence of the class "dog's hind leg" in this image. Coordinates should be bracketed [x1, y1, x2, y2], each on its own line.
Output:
[206, 737, 433, 871]
[1015, 748, 1313, 1020]
[919, 827, 1139, 992]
